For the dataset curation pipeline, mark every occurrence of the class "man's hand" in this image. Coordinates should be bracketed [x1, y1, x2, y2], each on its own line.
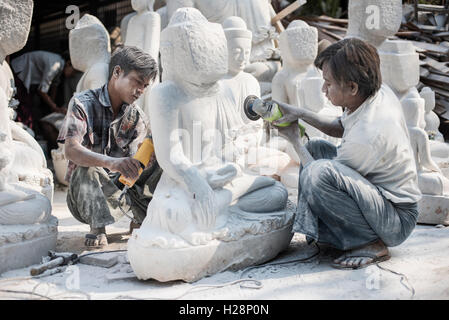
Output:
[271, 100, 303, 143]
[107, 157, 142, 180]
[272, 100, 303, 125]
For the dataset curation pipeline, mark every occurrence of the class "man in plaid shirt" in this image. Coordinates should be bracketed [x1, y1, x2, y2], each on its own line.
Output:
[58, 46, 162, 247]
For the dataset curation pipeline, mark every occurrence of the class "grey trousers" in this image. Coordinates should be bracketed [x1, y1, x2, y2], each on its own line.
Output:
[67, 162, 163, 229]
[295, 138, 418, 251]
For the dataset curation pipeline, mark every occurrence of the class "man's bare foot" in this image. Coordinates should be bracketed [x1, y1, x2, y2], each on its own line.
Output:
[85, 227, 108, 247]
[332, 240, 390, 270]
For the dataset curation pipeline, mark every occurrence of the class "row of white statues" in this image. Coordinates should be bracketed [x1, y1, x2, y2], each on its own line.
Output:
[1, 0, 448, 278]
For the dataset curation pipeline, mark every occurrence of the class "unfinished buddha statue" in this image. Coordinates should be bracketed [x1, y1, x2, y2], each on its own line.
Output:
[346, 0, 402, 48]
[128, 8, 294, 282]
[69, 14, 111, 93]
[379, 40, 449, 169]
[403, 91, 449, 196]
[52, 14, 112, 185]
[0, 0, 57, 274]
[403, 90, 449, 225]
[421, 87, 444, 142]
[164, 0, 285, 90]
[220, 16, 290, 176]
[125, 0, 161, 116]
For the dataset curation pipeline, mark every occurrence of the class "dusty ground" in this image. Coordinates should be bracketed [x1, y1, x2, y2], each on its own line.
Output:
[0, 186, 448, 300]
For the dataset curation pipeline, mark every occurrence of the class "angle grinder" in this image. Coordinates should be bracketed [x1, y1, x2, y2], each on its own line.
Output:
[243, 95, 314, 165]
[243, 95, 307, 138]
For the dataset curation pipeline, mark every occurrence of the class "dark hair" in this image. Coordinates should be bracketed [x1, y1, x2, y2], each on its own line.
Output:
[108, 45, 158, 82]
[314, 38, 382, 100]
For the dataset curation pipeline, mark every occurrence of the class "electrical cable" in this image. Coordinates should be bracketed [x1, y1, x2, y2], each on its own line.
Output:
[376, 263, 415, 298]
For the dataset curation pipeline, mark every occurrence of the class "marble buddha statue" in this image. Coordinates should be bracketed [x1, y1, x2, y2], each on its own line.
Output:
[0, 0, 57, 274]
[164, 0, 285, 92]
[69, 14, 111, 93]
[124, 0, 161, 116]
[128, 8, 294, 282]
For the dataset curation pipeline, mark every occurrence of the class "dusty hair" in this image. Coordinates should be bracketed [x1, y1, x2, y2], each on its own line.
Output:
[108, 45, 158, 81]
[314, 38, 382, 100]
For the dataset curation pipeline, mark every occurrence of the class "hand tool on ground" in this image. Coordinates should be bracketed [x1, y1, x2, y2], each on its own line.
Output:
[30, 251, 78, 276]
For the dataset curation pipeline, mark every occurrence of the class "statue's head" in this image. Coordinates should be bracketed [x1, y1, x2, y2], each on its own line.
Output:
[160, 8, 228, 93]
[131, 0, 154, 12]
[347, 0, 402, 48]
[0, 0, 33, 63]
[420, 87, 435, 114]
[69, 14, 111, 72]
[223, 16, 252, 76]
[378, 40, 419, 94]
[402, 90, 424, 128]
[279, 20, 317, 67]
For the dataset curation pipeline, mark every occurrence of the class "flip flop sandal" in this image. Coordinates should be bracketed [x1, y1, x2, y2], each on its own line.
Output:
[331, 251, 391, 270]
[85, 233, 108, 248]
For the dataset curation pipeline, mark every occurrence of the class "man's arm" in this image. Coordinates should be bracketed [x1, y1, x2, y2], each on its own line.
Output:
[38, 90, 66, 114]
[64, 137, 141, 180]
[274, 100, 344, 138]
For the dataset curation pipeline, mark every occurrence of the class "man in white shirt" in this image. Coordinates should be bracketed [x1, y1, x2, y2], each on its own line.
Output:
[273, 38, 421, 270]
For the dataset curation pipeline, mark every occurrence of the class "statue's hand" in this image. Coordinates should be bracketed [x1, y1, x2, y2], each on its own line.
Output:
[207, 164, 238, 189]
[192, 181, 218, 230]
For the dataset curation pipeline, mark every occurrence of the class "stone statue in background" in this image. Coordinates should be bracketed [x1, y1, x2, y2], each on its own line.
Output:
[222, 16, 260, 124]
[0, 0, 57, 275]
[69, 14, 111, 93]
[379, 40, 449, 171]
[124, 0, 161, 116]
[220, 16, 290, 177]
[421, 86, 444, 142]
[270, 20, 341, 193]
[403, 91, 449, 225]
[164, 0, 283, 92]
[125, 0, 160, 62]
[346, 0, 402, 48]
[403, 92, 449, 195]
[52, 14, 112, 185]
[128, 8, 294, 282]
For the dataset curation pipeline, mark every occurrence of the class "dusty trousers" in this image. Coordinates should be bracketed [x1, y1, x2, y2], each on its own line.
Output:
[66, 162, 163, 229]
[294, 138, 418, 251]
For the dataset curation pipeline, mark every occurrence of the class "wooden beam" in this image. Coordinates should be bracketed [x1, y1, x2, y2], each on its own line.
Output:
[271, 0, 307, 33]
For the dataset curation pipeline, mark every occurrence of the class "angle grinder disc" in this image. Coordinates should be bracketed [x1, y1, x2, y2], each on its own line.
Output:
[243, 95, 262, 121]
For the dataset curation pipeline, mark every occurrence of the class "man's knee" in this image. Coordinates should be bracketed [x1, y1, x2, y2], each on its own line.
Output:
[305, 138, 337, 160]
[300, 159, 337, 192]
[73, 166, 105, 182]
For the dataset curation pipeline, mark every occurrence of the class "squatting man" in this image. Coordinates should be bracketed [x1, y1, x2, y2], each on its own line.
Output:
[58, 46, 162, 247]
[273, 38, 421, 269]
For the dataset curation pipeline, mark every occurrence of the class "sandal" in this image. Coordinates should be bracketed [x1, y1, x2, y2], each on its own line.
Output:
[331, 251, 391, 270]
[84, 233, 108, 248]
